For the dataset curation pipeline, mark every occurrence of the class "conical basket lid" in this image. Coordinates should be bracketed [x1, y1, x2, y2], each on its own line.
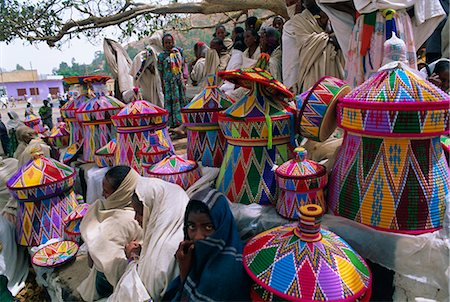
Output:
[243, 205, 371, 301]
[7, 150, 75, 201]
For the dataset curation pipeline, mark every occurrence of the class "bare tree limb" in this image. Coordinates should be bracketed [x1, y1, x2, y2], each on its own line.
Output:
[1, 0, 287, 46]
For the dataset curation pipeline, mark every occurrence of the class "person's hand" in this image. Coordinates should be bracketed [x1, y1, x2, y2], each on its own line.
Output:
[2, 212, 15, 225]
[429, 73, 442, 87]
[125, 241, 142, 260]
[175, 240, 194, 282]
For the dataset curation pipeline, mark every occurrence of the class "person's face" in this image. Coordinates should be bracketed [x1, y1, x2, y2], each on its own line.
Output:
[244, 30, 257, 48]
[102, 177, 115, 199]
[215, 27, 226, 40]
[186, 212, 215, 242]
[273, 18, 283, 32]
[259, 32, 267, 52]
[131, 194, 144, 227]
[438, 70, 450, 92]
[24, 131, 36, 144]
[210, 41, 221, 53]
[163, 36, 174, 51]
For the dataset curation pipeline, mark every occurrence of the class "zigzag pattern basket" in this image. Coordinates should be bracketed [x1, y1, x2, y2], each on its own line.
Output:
[275, 147, 327, 219]
[295, 76, 351, 142]
[146, 155, 201, 190]
[330, 65, 450, 234]
[112, 100, 173, 174]
[181, 74, 234, 167]
[76, 76, 125, 163]
[216, 54, 295, 205]
[94, 139, 116, 168]
[24, 115, 45, 134]
[7, 153, 78, 246]
[61, 76, 92, 145]
[139, 133, 170, 175]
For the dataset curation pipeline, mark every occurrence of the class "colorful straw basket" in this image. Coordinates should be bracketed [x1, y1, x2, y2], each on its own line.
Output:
[181, 74, 234, 167]
[111, 100, 173, 174]
[94, 139, 117, 168]
[7, 150, 78, 246]
[330, 60, 450, 233]
[46, 123, 70, 149]
[63, 203, 89, 244]
[243, 205, 372, 301]
[32, 240, 79, 268]
[61, 76, 92, 146]
[216, 54, 295, 205]
[139, 133, 170, 175]
[76, 76, 125, 163]
[23, 115, 45, 134]
[275, 147, 327, 219]
[146, 155, 202, 190]
[62, 142, 82, 165]
[295, 76, 351, 142]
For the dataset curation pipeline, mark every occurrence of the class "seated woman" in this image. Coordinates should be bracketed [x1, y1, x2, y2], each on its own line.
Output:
[14, 126, 50, 167]
[108, 177, 189, 302]
[0, 157, 28, 299]
[78, 166, 143, 301]
[164, 188, 250, 301]
[190, 42, 209, 87]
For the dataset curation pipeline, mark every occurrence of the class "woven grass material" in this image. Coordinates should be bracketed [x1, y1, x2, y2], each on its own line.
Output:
[32, 240, 79, 267]
[111, 100, 169, 128]
[181, 74, 234, 126]
[146, 155, 202, 190]
[63, 203, 89, 243]
[94, 139, 117, 168]
[7, 152, 76, 201]
[138, 133, 170, 168]
[275, 147, 327, 219]
[295, 76, 351, 142]
[47, 123, 70, 148]
[243, 205, 372, 302]
[216, 54, 295, 205]
[338, 66, 450, 137]
[62, 142, 82, 164]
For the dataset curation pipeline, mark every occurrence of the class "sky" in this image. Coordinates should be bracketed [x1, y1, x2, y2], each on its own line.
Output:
[0, 38, 104, 75]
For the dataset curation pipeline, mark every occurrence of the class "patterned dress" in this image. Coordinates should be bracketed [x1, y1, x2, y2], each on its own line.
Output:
[157, 49, 187, 128]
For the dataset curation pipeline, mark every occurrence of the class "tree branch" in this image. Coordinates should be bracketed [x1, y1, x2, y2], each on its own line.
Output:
[2, 0, 287, 46]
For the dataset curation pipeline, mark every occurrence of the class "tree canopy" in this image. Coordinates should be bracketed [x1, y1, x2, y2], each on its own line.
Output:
[1, 0, 287, 47]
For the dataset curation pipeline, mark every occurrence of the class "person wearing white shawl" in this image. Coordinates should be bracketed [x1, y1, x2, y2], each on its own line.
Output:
[103, 38, 133, 101]
[125, 46, 165, 107]
[0, 157, 28, 299]
[78, 166, 143, 301]
[107, 177, 189, 302]
[283, 2, 345, 94]
[6, 111, 23, 157]
[190, 42, 209, 87]
[14, 126, 50, 168]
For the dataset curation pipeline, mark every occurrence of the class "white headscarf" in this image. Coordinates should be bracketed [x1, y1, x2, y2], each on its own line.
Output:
[108, 177, 189, 302]
[78, 169, 143, 302]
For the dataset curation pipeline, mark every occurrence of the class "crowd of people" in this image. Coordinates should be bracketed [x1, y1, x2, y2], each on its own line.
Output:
[147, 0, 449, 138]
[0, 0, 449, 301]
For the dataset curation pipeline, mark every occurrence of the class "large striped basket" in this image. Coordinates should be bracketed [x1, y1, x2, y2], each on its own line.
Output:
[111, 100, 173, 174]
[216, 54, 295, 205]
[330, 63, 450, 234]
[76, 76, 125, 163]
[181, 74, 234, 167]
[243, 205, 372, 301]
[7, 150, 78, 246]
